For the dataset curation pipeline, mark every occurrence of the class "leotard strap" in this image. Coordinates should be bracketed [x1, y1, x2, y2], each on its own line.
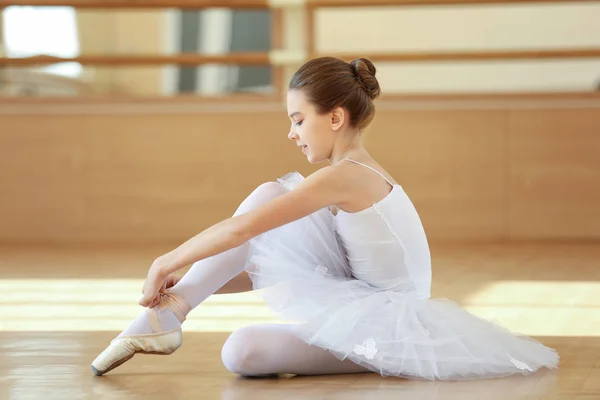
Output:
[343, 158, 395, 187]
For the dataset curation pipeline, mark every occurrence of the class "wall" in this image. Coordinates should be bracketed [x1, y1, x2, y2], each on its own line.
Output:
[316, 2, 600, 93]
[1, 95, 599, 245]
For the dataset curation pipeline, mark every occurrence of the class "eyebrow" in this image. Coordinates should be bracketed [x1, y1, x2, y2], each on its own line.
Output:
[289, 112, 301, 119]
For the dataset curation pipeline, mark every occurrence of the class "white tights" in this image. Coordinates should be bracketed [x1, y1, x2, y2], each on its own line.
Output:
[221, 324, 367, 376]
[119, 182, 367, 376]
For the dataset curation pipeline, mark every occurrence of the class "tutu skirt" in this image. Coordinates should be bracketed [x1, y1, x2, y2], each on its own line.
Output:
[246, 172, 559, 380]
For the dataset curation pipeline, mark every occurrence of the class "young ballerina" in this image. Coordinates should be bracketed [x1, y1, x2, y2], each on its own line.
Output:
[92, 56, 559, 380]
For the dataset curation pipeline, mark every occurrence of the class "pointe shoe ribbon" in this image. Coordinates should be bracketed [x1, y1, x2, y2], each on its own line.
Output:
[146, 290, 191, 333]
[91, 292, 191, 376]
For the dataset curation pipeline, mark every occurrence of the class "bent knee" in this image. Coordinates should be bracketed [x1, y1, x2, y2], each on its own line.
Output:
[252, 181, 288, 199]
[234, 181, 288, 217]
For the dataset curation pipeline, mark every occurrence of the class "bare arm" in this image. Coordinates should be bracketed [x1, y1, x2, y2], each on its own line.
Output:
[139, 166, 348, 306]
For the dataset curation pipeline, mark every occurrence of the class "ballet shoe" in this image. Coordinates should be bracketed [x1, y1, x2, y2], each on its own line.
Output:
[91, 327, 183, 376]
[91, 291, 191, 376]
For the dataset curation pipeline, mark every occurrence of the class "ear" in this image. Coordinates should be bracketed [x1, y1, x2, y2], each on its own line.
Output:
[330, 107, 345, 131]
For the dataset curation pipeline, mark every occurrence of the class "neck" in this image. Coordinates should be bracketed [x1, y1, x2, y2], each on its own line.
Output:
[328, 132, 365, 165]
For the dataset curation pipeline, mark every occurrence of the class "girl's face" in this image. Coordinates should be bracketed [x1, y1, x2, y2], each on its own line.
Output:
[286, 89, 339, 164]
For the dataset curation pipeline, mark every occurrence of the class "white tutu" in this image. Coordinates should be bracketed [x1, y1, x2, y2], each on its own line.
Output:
[246, 172, 559, 380]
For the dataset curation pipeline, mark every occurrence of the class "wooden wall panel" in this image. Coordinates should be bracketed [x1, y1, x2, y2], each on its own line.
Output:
[1, 99, 599, 245]
[508, 108, 600, 239]
[0, 112, 313, 244]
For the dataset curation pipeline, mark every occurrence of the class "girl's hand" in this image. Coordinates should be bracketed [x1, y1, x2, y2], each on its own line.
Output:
[141, 273, 181, 309]
[139, 265, 166, 308]
[161, 274, 181, 293]
[139, 257, 180, 308]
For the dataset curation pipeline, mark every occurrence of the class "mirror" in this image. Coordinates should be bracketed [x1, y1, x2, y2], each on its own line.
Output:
[2, 3, 600, 98]
[0, 7, 274, 97]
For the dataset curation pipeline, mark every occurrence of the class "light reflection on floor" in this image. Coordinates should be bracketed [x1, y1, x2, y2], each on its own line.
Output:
[1, 278, 598, 336]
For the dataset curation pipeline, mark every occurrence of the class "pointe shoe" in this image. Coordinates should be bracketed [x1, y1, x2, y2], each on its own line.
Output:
[91, 291, 191, 376]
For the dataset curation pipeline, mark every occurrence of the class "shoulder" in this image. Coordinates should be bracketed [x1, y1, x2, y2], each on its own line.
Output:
[297, 162, 356, 203]
[301, 162, 355, 189]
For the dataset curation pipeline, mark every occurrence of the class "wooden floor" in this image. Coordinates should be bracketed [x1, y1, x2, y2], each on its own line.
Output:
[1, 243, 599, 400]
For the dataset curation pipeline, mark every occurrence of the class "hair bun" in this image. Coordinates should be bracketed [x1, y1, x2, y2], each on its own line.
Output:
[350, 58, 381, 100]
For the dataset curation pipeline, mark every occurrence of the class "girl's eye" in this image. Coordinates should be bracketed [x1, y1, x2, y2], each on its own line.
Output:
[295, 120, 303, 127]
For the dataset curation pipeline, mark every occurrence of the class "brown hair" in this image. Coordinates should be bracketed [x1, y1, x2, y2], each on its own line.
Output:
[288, 57, 381, 131]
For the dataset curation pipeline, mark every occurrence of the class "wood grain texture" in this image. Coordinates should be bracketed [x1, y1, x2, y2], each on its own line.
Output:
[508, 108, 600, 239]
[0, 244, 598, 399]
[1, 97, 599, 244]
